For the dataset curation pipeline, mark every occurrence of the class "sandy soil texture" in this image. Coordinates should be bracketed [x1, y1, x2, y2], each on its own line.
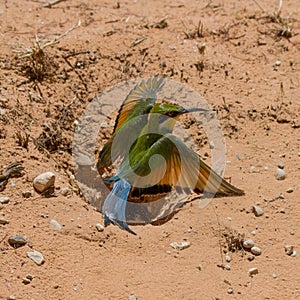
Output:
[0, 0, 299, 299]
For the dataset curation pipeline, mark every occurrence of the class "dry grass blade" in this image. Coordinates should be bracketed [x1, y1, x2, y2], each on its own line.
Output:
[43, 0, 67, 8]
[13, 21, 81, 59]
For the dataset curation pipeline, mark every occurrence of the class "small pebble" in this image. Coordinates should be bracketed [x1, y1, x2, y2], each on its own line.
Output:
[251, 246, 262, 256]
[248, 267, 258, 276]
[95, 223, 104, 232]
[225, 252, 231, 262]
[197, 264, 203, 271]
[0, 203, 3, 210]
[272, 273, 277, 278]
[76, 155, 93, 166]
[170, 241, 191, 250]
[275, 168, 286, 180]
[128, 294, 136, 300]
[290, 251, 297, 257]
[60, 187, 71, 196]
[284, 245, 294, 255]
[286, 188, 294, 193]
[263, 166, 269, 171]
[279, 153, 285, 158]
[227, 287, 234, 294]
[25, 274, 33, 280]
[277, 163, 284, 169]
[22, 190, 35, 198]
[27, 250, 44, 265]
[275, 60, 281, 66]
[8, 295, 16, 300]
[22, 277, 31, 285]
[251, 230, 256, 236]
[280, 208, 285, 214]
[279, 193, 285, 199]
[252, 205, 264, 217]
[8, 236, 27, 248]
[249, 166, 255, 173]
[243, 239, 255, 249]
[225, 264, 231, 271]
[0, 197, 10, 204]
[248, 255, 255, 261]
[0, 217, 9, 225]
[209, 141, 215, 149]
[50, 219, 62, 230]
[33, 172, 55, 193]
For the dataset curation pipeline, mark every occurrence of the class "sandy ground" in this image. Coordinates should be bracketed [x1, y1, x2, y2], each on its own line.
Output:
[0, 0, 299, 299]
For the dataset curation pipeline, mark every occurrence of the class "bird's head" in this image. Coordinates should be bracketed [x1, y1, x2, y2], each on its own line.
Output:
[150, 102, 207, 131]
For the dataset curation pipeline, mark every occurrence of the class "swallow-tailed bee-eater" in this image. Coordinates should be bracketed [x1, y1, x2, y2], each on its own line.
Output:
[97, 76, 244, 234]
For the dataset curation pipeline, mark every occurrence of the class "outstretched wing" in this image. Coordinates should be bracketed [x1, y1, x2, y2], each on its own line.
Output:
[113, 76, 165, 133]
[127, 133, 244, 199]
[98, 76, 165, 171]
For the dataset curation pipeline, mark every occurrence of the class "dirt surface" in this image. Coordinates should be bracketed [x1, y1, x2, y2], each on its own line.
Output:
[0, 0, 299, 299]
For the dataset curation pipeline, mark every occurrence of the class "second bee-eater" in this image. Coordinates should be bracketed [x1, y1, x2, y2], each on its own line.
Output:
[98, 77, 244, 235]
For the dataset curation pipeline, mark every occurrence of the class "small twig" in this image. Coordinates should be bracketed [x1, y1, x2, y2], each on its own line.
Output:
[62, 56, 88, 91]
[131, 37, 147, 47]
[43, 0, 67, 8]
[0, 233, 8, 245]
[252, 0, 267, 14]
[222, 97, 230, 112]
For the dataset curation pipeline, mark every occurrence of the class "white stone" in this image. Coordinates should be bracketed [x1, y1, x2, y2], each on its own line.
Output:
[50, 219, 62, 230]
[252, 205, 264, 217]
[248, 267, 258, 276]
[95, 223, 104, 232]
[170, 241, 191, 250]
[275, 168, 286, 180]
[251, 246, 262, 256]
[0, 197, 10, 204]
[33, 172, 55, 193]
[243, 239, 255, 249]
[27, 250, 44, 265]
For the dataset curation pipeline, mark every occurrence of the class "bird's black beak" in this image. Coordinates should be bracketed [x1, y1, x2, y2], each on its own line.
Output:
[180, 107, 208, 114]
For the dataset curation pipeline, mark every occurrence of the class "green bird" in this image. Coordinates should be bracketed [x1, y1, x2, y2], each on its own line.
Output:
[97, 77, 244, 234]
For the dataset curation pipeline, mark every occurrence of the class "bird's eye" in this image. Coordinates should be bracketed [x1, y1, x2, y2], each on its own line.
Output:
[167, 112, 176, 117]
